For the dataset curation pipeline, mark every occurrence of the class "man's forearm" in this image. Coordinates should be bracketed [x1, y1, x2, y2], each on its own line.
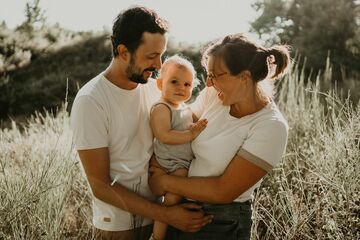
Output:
[89, 174, 214, 232]
[92, 178, 167, 222]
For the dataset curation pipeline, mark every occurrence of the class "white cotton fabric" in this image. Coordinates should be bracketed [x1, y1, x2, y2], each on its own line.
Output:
[70, 73, 160, 231]
[190, 87, 288, 202]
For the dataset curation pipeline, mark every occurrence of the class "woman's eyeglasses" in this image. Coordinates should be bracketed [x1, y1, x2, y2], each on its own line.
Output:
[206, 72, 228, 85]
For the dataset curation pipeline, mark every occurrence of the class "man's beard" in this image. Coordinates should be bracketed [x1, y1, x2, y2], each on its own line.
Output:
[126, 57, 156, 84]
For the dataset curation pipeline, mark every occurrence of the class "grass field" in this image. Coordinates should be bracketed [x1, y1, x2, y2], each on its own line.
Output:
[0, 63, 359, 239]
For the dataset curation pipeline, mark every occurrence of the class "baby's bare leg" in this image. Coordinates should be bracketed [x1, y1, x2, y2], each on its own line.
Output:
[163, 168, 188, 205]
[152, 168, 188, 240]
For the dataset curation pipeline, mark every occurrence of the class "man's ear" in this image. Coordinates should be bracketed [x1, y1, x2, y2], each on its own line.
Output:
[117, 44, 130, 61]
[156, 78, 163, 90]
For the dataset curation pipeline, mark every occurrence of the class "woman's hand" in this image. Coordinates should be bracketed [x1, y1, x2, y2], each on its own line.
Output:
[148, 156, 168, 196]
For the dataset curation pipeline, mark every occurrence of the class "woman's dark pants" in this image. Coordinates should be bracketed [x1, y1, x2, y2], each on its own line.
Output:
[166, 200, 252, 240]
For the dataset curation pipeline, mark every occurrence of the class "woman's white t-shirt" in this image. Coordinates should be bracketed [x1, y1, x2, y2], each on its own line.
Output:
[190, 87, 288, 202]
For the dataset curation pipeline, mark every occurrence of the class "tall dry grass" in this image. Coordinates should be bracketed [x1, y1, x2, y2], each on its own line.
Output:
[0, 62, 359, 239]
[252, 62, 360, 239]
[0, 109, 92, 239]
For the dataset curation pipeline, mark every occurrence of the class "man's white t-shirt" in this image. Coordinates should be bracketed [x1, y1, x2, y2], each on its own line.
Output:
[70, 73, 160, 231]
[190, 87, 288, 202]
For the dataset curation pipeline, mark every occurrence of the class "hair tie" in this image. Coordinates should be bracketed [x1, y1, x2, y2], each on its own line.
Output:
[266, 52, 277, 79]
[267, 54, 275, 65]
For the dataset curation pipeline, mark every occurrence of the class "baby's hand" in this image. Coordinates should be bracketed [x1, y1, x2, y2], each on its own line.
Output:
[190, 119, 208, 139]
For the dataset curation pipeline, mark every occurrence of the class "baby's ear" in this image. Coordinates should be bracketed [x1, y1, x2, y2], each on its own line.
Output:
[156, 78, 163, 90]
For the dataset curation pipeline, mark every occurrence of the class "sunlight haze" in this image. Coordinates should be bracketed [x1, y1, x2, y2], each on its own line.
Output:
[0, 0, 258, 44]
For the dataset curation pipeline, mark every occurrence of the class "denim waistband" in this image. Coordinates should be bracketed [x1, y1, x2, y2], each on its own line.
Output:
[183, 199, 252, 216]
[184, 199, 251, 206]
[202, 200, 251, 206]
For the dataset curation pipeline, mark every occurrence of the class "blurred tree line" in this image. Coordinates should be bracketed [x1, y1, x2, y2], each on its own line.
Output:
[251, 0, 360, 81]
[0, 1, 205, 121]
[0, 0, 359, 122]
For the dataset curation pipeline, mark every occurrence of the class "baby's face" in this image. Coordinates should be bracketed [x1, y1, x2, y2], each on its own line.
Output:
[160, 64, 194, 105]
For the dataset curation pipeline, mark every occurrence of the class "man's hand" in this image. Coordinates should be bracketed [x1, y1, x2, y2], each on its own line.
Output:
[165, 203, 213, 232]
[148, 156, 213, 231]
[190, 119, 208, 140]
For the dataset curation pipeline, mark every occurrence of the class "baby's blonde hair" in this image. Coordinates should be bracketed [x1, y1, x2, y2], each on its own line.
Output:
[160, 54, 200, 87]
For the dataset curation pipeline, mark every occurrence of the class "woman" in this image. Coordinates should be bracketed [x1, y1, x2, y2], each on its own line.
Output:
[149, 33, 291, 240]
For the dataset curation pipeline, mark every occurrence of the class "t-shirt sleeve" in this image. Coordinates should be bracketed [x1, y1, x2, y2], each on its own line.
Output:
[237, 120, 288, 172]
[70, 95, 108, 150]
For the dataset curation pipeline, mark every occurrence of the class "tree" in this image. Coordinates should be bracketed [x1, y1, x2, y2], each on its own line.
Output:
[251, 0, 360, 81]
[18, 0, 46, 33]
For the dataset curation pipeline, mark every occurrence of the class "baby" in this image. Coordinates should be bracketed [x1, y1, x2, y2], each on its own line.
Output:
[149, 55, 207, 240]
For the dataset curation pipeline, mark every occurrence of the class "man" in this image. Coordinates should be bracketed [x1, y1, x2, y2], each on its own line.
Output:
[70, 6, 212, 240]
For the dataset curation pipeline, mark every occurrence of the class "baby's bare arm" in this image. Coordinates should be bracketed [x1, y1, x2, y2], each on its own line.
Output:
[150, 104, 207, 145]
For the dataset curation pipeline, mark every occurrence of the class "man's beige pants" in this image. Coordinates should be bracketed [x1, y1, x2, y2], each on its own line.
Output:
[94, 224, 153, 240]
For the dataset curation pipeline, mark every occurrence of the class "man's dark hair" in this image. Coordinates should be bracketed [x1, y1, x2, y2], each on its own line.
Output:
[111, 6, 169, 57]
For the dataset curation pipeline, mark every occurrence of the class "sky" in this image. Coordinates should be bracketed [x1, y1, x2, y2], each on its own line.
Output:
[0, 0, 259, 44]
